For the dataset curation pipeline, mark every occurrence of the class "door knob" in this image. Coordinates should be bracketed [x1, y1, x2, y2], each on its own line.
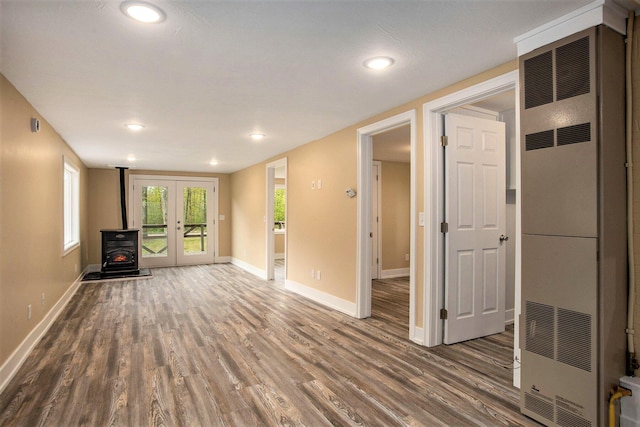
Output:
[500, 234, 509, 242]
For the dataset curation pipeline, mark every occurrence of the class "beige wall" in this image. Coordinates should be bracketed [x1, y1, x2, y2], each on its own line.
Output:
[87, 169, 231, 265]
[379, 161, 410, 271]
[0, 74, 88, 366]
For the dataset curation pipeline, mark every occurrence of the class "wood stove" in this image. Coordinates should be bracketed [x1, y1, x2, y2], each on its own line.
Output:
[101, 229, 139, 276]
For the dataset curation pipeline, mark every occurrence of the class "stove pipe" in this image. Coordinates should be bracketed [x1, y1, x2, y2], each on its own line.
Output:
[116, 167, 128, 229]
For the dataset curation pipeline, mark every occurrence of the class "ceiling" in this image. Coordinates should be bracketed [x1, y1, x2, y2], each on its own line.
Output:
[1, 0, 614, 174]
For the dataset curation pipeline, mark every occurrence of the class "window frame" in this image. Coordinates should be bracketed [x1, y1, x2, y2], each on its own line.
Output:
[63, 157, 80, 255]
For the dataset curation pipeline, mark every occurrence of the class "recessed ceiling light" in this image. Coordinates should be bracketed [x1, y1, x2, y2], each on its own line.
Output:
[364, 56, 395, 70]
[250, 133, 266, 141]
[120, 1, 166, 23]
[127, 155, 137, 162]
[209, 159, 218, 166]
[125, 123, 145, 131]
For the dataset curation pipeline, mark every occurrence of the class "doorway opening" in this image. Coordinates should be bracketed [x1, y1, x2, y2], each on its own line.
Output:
[423, 70, 520, 387]
[266, 158, 287, 282]
[356, 110, 417, 341]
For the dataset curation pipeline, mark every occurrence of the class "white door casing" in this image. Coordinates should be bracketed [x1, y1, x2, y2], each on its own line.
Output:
[443, 113, 506, 344]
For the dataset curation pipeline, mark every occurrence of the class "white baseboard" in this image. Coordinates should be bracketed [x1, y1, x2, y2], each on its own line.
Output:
[505, 308, 515, 325]
[215, 256, 231, 263]
[285, 279, 357, 317]
[0, 271, 84, 394]
[411, 326, 425, 345]
[274, 252, 285, 260]
[231, 257, 267, 280]
[381, 268, 410, 279]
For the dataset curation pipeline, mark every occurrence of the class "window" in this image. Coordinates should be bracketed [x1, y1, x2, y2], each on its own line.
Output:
[63, 158, 80, 253]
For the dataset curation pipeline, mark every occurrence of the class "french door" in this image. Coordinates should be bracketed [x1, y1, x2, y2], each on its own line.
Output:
[131, 176, 217, 268]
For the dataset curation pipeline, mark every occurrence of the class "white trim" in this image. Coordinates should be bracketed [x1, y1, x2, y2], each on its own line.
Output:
[215, 256, 231, 263]
[274, 252, 285, 260]
[505, 308, 515, 325]
[0, 272, 84, 394]
[231, 257, 267, 280]
[372, 160, 382, 280]
[381, 268, 410, 279]
[422, 71, 520, 353]
[356, 110, 417, 344]
[285, 279, 357, 317]
[514, 0, 627, 56]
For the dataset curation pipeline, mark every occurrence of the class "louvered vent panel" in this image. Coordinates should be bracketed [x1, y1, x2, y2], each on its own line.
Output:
[526, 130, 554, 151]
[556, 36, 590, 101]
[556, 407, 591, 427]
[524, 50, 553, 109]
[557, 308, 591, 372]
[525, 301, 555, 359]
[557, 123, 591, 146]
[525, 393, 554, 421]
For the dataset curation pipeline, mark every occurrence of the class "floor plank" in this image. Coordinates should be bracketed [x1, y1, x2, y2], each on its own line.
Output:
[0, 264, 539, 426]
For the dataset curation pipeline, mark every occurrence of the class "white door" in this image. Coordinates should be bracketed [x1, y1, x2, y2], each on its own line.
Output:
[132, 177, 216, 268]
[443, 113, 506, 344]
[371, 161, 381, 280]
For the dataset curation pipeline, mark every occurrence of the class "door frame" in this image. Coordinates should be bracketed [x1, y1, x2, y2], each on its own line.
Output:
[355, 110, 417, 335]
[371, 160, 382, 280]
[266, 158, 287, 281]
[129, 174, 220, 265]
[423, 70, 521, 386]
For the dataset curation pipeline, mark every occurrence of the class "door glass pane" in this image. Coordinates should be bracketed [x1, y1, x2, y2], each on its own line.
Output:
[183, 186, 207, 256]
[141, 185, 169, 258]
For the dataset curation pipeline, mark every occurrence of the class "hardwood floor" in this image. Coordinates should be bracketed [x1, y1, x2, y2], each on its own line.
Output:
[0, 264, 539, 426]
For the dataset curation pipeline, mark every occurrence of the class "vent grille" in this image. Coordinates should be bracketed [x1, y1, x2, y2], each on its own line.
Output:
[556, 407, 591, 427]
[524, 51, 554, 109]
[557, 123, 591, 147]
[556, 36, 590, 101]
[525, 301, 555, 359]
[557, 308, 591, 372]
[525, 393, 554, 421]
[526, 130, 555, 151]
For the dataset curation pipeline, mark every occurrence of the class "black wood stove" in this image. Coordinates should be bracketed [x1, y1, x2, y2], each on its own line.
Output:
[101, 229, 139, 276]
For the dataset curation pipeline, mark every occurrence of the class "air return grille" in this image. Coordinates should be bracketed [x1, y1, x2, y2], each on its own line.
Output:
[556, 407, 591, 427]
[557, 123, 591, 147]
[523, 35, 591, 109]
[524, 51, 553, 109]
[557, 308, 591, 372]
[556, 37, 590, 101]
[525, 301, 554, 359]
[525, 393, 554, 421]
[526, 130, 555, 151]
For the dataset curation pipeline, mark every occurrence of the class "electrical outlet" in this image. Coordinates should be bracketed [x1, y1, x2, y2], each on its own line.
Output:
[41, 293, 45, 307]
[405, 254, 409, 261]
[311, 269, 315, 278]
[317, 179, 322, 189]
[27, 304, 32, 320]
[316, 270, 321, 280]
[311, 180, 315, 190]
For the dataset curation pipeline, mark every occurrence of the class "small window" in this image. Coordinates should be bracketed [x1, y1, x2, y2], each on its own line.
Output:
[63, 158, 80, 254]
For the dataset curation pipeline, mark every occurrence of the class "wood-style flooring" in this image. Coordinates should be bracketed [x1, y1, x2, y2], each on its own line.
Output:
[0, 264, 539, 426]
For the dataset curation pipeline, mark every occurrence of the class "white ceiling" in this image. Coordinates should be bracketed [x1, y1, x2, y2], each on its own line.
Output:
[1, 0, 606, 173]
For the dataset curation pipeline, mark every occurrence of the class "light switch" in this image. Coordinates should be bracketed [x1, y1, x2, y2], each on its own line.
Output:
[419, 212, 425, 227]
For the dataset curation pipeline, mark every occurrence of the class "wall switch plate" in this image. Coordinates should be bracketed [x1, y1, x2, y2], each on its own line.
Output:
[405, 254, 409, 261]
[316, 270, 321, 280]
[311, 181, 315, 190]
[317, 179, 322, 189]
[219, 214, 225, 220]
[419, 212, 425, 226]
[27, 304, 32, 320]
[311, 269, 315, 278]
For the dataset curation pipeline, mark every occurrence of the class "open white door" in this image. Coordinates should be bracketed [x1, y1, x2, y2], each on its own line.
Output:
[443, 113, 506, 344]
[371, 161, 381, 280]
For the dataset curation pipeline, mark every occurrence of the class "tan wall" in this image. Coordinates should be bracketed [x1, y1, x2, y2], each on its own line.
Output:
[379, 161, 410, 271]
[231, 60, 518, 324]
[87, 169, 231, 265]
[0, 74, 88, 366]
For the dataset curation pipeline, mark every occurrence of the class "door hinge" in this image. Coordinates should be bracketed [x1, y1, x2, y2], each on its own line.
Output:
[370, 232, 373, 238]
[440, 135, 448, 147]
[376, 216, 379, 223]
[376, 174, 379, 181]
[440, 308, 448, 320]
[440, 222, 449, 233]
[376, 258, 379, 265]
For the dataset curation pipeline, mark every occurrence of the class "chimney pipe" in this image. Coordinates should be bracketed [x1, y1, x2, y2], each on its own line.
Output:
[116, 167, 128, 229]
